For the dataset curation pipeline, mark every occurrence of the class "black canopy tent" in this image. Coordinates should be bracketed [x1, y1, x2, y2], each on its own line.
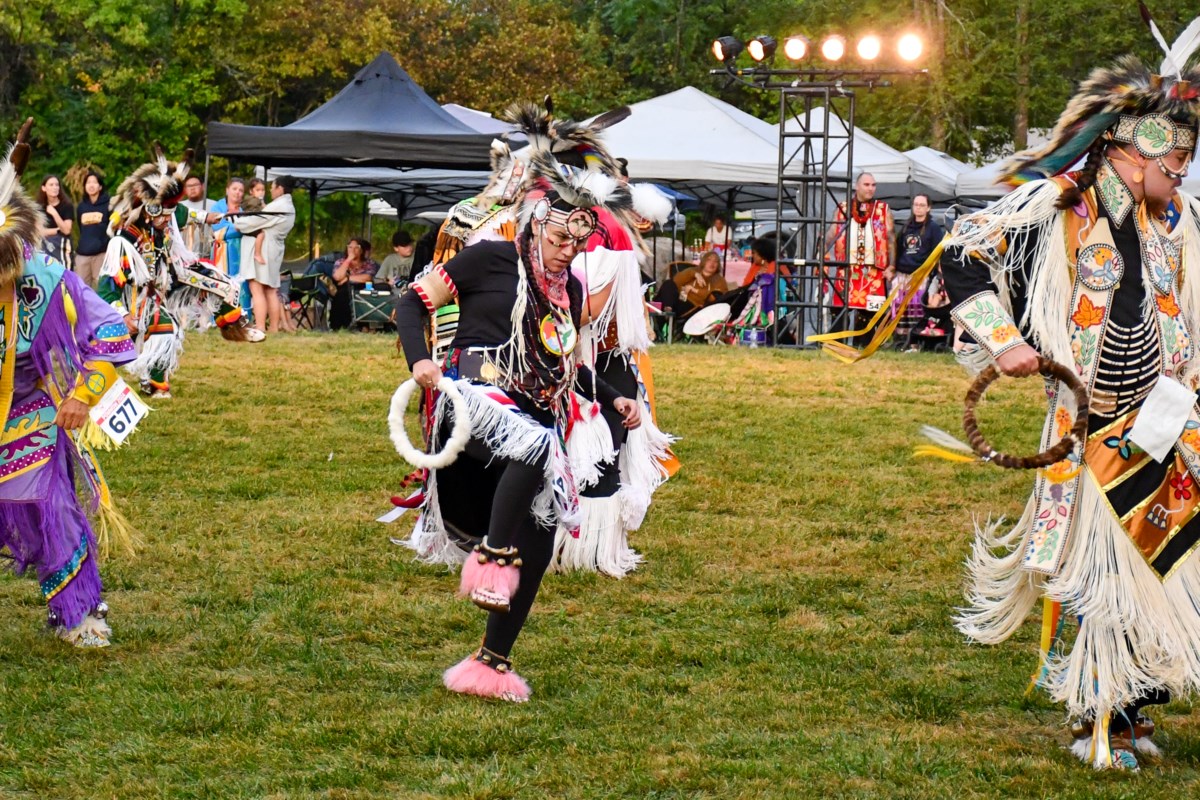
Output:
[207, 52, 496, 169]
[205, 52, 499, 255]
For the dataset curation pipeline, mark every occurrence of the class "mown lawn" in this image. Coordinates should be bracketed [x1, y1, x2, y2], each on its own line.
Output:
[1, 332, 1197, 799]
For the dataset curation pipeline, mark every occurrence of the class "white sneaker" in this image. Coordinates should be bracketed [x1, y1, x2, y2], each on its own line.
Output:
[245, 328, 266, 343]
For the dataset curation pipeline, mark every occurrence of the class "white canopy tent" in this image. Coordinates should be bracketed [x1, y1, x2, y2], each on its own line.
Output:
[588, 86, 785, 208]
[903, 146, 972, 201]
[595, 87, 960, 209]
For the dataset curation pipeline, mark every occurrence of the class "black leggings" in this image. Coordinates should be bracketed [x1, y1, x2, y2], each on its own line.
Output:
[582, 351, 636, 499]
[458, 434, 556, 659]
[1111, 687, 1171, 734]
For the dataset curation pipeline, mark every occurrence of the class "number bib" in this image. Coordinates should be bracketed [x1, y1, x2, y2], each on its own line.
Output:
[88, 377, 149, 445]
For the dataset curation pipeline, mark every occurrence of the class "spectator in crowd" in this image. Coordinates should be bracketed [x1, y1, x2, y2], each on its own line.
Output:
[654, 250, 728, 317]
[904, 268, 953, 352]
[742, 237, 789, 286]
[37, 174, 73, 266]
[233, 176, 296, 336]
[239, 179, 269, 271]
[73, 171, 109, 288]
[703, 215, 731, 254]
[208, 177, 245, 273]
[824, 172, 894, 334]
[376, 229, 415, 289]
[177, 174, 216, 258]
[329, 237, 379, 330]
[893, 193, 944, 320]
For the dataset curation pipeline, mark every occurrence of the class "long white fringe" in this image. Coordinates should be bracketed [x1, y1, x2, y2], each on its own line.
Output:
[123, 316, 183, 383]
[958, 474, 1200, 720]
[566, 396, 615, 489]
[618, 415, 675, 531]
[398, 379, 576, 566]
[550, 494, 642, 578]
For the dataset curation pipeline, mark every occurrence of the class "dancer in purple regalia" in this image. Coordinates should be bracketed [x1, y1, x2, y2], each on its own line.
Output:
[0, 120, 138, 647]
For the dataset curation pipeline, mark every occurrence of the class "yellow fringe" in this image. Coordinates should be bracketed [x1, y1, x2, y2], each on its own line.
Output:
[74, 436, 141, 561]
[807, 238, 947, 362]
[76, 419, 115, 451]
[1026, 598, 1062, 696]
[94, 495, 140, 561]
[912, 445, 979, 463]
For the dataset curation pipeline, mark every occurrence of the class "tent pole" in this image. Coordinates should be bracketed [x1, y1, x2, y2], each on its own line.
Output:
[724, 188, 735, 273]
[308, 181, 317, 259]
[361, 194, 368, 237]
[203, 152, 211, 205]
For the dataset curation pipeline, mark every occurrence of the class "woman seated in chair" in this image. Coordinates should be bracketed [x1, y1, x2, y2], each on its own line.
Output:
[653, 250, 728, 319]
[329, 237, 379, 330]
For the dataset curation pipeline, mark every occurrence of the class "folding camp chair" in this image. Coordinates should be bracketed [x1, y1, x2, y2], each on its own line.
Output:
[287, 272, 325, 330]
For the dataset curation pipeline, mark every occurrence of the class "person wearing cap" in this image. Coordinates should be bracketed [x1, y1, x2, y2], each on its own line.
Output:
[394, 114, 642, 702]
[942, 16, 1200, 769]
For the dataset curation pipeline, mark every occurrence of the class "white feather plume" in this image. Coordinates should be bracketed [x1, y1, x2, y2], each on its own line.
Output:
[1142, 2, 1178, 77]
[918, 425, 974, 454]
[0, 147, 16, 208]
[574, 170, 620, 206]
[1167, 14, 1200, 78]
[629, 183, 673, 225]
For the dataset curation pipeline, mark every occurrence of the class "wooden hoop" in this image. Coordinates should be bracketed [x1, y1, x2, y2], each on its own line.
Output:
[963, 356, 1089, 469]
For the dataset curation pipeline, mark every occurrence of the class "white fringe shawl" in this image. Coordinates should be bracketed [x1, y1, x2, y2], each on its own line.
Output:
[577, 245, 652, 356]
[566, 394, 615, 489]
[398, 379, 576, 567]
[957, 476, 1200, 719]
[618, 414, 675, 531]
[953, 186, 1200, 719]
[100, 235, 151, 287]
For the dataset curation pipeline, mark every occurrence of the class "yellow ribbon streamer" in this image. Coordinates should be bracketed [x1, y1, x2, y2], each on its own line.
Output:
[1026, 597, 1062, 695]
[806, 236, 948, 363]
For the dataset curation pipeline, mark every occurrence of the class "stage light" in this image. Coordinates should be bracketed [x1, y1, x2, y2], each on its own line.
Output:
[820, 35, 846, 62]
[898, 33, 924, 62]
[783, 36, 811, 61]
[856, 35, 882, 61]
[748, 35, 778, 62]
[712, 36, 743, 63]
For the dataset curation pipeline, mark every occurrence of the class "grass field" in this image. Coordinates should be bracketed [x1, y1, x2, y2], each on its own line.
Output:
[2, 332, 1199, 799]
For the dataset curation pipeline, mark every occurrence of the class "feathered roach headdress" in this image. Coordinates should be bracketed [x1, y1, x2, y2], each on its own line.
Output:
[1002, 4, 1200, 187]
[108, 144, 193, 234]
[0, 118, 39, 286]
[476, 98, 629, 209]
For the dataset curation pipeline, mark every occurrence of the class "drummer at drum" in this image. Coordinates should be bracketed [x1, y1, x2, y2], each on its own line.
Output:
[654, 250, 728, 318]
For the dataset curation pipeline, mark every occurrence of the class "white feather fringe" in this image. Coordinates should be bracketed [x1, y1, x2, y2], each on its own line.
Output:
[958, 474, 1200, 721]
[618, 414, 675, 531]
[123, 321, 183, 383]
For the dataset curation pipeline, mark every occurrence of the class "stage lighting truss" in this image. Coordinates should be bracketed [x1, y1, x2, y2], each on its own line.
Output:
[710, 30, 926, 88]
